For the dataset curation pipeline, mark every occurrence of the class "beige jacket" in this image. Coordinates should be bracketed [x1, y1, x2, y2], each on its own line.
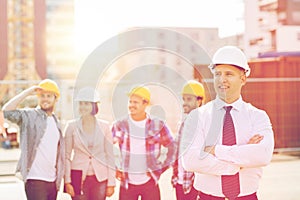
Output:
[64, 118, 115, 186]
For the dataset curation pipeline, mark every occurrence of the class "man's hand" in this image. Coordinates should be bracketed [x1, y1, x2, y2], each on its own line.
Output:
[28, 85, 43, 96]
[106, 186, 115, 197]
[247, 134, 264, 144]
[204, 146, 216, 156]
[116, 170, 125, 181]
[64, 183, 75, 197]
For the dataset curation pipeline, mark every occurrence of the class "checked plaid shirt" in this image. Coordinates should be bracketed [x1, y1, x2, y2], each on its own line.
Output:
[171, 120, 195, 194]
[112, 115, 175, 189]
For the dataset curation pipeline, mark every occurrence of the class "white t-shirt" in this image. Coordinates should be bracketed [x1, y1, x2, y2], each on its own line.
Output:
[177, 158, 185, 184]
[128, 117, 150, 185]
[27, 116, 60, 182]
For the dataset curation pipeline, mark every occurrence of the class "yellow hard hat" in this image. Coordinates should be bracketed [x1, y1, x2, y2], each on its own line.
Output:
[38, 79, 60, 99]
[128, 86, 151, 103]
[182, 80, 205, 99]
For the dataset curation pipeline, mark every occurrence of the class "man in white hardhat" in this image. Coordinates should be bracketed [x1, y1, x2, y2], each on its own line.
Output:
[209, 45, 251, 77]
[182, 46, 274, 200]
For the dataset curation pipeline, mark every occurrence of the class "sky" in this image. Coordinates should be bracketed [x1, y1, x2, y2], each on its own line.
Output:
[74, 0, 245, 55]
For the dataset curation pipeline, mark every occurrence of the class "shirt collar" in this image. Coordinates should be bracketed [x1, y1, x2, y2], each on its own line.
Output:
[35, 107, 48, 118]
[215, 96, 244, 111]
[36, 106, 55, 116]
[128, 113, 150, 120]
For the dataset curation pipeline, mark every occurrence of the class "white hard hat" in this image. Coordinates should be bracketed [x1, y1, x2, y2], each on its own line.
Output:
[74, 87, 100, 103]
[208, 46, 251, 77]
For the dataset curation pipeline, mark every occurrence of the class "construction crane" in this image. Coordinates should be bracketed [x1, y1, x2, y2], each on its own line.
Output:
[0, 0, 46, 105]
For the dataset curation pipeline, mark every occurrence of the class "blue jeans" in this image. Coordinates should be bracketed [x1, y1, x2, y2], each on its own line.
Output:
[25, 179, 57, 200]
[119, 178, 161, 200]
[82, 175, 107, 200]
[175, 184, 198, 200]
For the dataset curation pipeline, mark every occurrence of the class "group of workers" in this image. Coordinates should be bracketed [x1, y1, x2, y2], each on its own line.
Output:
[0, 46, 274, 200]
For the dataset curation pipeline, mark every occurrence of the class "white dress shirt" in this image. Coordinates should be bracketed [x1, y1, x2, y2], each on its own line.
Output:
[181, 96, 274, 197]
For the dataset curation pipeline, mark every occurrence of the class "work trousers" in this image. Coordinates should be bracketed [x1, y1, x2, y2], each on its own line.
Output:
[82, 175, 108, 200]
[175, 184, 198, 200]
[25, 179, 57, 200]
[119, 178, 160, 200]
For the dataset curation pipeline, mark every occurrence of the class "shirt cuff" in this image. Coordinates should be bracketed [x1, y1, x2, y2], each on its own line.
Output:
[64, 176, 71, 184]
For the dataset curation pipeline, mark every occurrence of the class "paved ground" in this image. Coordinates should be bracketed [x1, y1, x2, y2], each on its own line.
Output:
[1, 148, 300, 200]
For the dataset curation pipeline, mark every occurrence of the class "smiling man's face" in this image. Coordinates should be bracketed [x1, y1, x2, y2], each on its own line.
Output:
[213, 64, 246, 104]
[38, 91, 57, 114]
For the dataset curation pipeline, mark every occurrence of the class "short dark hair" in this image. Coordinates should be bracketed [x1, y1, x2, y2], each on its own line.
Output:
[197, 96, 203, 101]
[91, 102, 99, 115]
[197, 96, 203, 107]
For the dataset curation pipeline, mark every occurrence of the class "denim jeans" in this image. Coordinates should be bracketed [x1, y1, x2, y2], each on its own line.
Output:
[82, 175, 107, 200]
[175, 184, 198, 200]
[25, 179, 57, 200]
[119, 178, 161, 200]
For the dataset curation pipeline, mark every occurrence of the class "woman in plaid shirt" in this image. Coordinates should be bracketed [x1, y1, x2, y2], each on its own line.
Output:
[112, 86, 175, 200]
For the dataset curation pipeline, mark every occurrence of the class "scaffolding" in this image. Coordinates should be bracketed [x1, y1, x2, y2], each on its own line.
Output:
[0, 0, 41, 104]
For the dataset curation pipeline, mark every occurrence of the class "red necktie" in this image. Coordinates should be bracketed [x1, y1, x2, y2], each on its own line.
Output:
[221, 106, 240, 199]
